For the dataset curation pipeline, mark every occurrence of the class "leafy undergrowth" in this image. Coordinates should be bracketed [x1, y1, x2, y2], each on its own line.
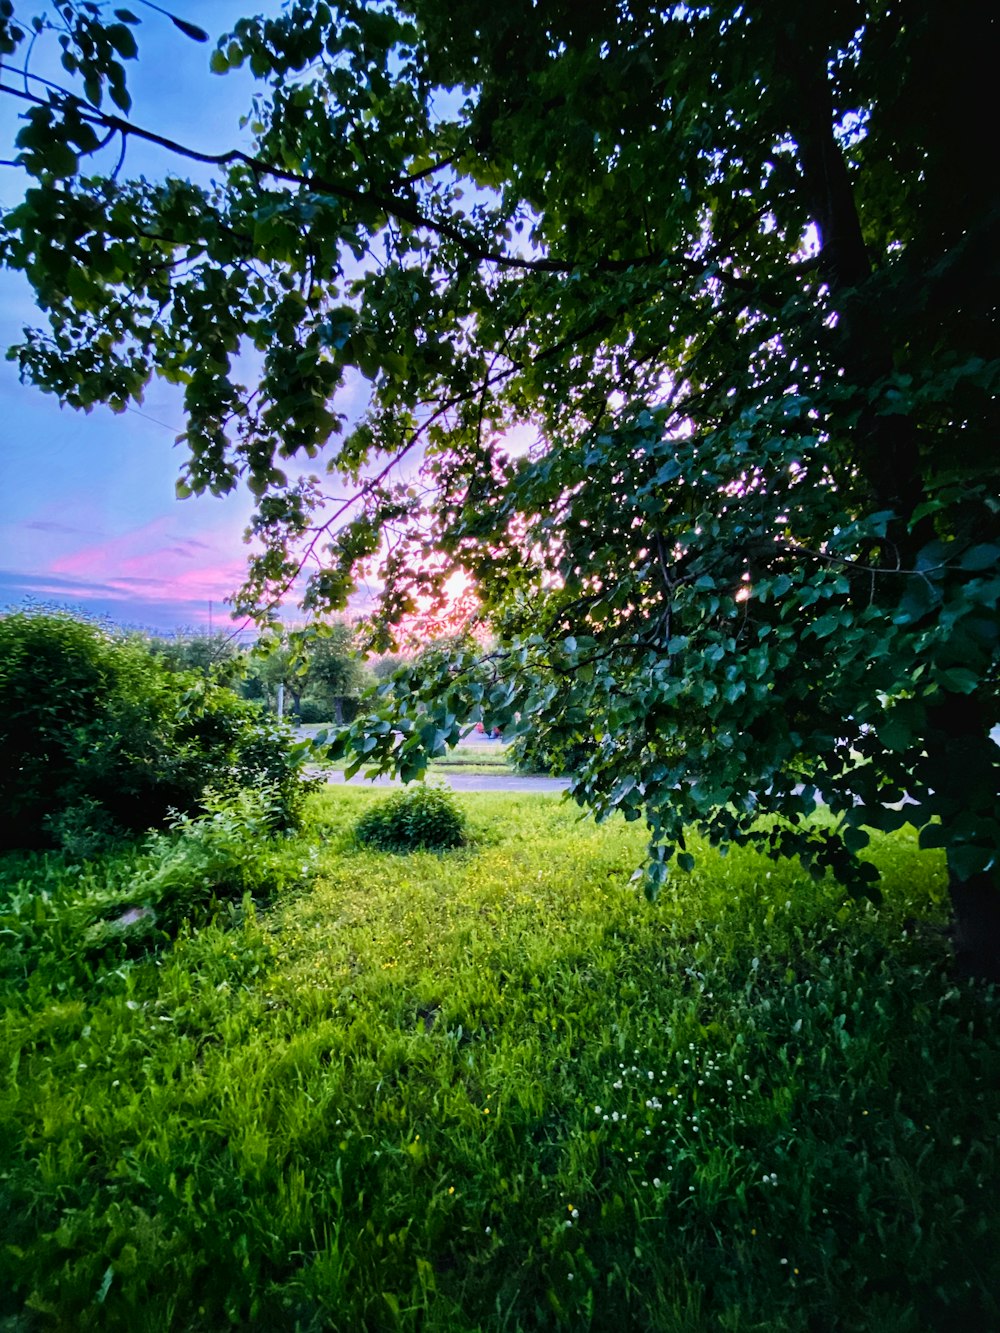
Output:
[1, 790, 997, 1332]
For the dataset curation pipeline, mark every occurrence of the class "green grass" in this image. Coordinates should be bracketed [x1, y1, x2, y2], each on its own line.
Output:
[427, 743, 516, 776]
[1, 790, 998, 1331]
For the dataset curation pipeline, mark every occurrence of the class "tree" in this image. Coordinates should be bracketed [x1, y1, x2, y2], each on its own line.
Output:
[148, 630, 243, 678]
[1, 3, 997, 970]
[245, 622, 371, 722]
[305, 622, 373, 721]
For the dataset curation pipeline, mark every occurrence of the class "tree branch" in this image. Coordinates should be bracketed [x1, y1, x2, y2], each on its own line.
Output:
[0, 77, 773, 296]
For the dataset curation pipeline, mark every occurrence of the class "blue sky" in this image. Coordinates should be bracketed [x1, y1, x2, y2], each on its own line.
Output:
[1, 1, 291, 632]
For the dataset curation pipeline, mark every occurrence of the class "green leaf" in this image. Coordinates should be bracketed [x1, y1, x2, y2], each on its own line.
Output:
[878, 714, 914, 753]
[918, 823, 948, 851]
[171, 17, 209, 42]
[811, 614, 840, 639]
[842, 826, 870, 853]
[948, 843, 996, 882]
[935, 666, 979, 695]
[106, 23, 138, 59]
[959, 543, 1000, 572]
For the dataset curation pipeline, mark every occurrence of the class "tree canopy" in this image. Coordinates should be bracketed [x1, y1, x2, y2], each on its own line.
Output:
[1, 1, 998, 969]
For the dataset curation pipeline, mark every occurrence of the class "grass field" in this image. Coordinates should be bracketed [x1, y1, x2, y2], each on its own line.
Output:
[1, 789, 998, 1331]
[427, 743, 516, 777]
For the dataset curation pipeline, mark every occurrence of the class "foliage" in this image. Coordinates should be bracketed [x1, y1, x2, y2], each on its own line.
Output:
[354, 782, 467, 853]
[0, 3, 998, 965]
[243, 623, 372, 722]
[1, 790, 997, 1330]
[147, 630, 243, 679]
[0, 610, 309, 849]
[371, 652, 408, 682]
[130, 787, 307, 933]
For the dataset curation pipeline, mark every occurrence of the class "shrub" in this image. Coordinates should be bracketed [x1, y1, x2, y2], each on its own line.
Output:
[354, 783, 467, 853]
[127, 788, 295, 932]
[0, 611, 309, 850]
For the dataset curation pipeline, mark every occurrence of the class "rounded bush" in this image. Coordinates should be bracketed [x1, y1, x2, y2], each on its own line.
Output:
[354, 784, 467, 853]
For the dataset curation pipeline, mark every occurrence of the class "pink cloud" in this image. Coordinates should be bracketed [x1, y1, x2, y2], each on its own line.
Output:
[50, 515, 247, 611]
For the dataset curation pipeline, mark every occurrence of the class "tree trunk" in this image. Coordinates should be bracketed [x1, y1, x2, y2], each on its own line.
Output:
[788, 49, 1000, 982]
[949, 875, 1000, 982]
[925, 695, 1000, 981]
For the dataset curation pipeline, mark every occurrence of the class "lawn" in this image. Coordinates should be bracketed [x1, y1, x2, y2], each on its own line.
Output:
[427, 743, 516, 777]
[1, 789, 997, 1331]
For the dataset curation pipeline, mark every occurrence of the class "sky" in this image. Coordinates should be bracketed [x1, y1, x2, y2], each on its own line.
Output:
[0, 0, 296, 634]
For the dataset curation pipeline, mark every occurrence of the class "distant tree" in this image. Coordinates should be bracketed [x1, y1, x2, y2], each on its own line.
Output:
[306, 624, 373, 722]
[149, 631, 242, 678]
[246, 624, 370, 722]
[371, 653, 407, 683]
[1, 3, 997, 972]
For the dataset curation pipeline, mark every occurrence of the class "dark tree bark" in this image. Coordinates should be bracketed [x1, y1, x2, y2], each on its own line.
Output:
[790, 44, 1000, 981]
